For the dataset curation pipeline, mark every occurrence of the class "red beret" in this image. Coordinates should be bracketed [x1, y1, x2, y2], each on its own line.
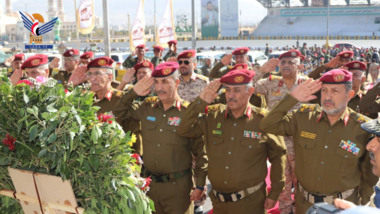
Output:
[168, 40, 177, 45]
[232, 47, 249, 55]
[14, 53, 25, 61]
[63, 49, 80, 57]
[320, 69, 352, 84]
[136, 44, 145, 49]
[344, 61, 367, 71]
[153, 45, 164, 51]
[338, 50, 354, 59]
[220, 69, 255, 85]
[279, 49, 305, 61]
[134, 61, 154, 71]
[230, 63, 248, 71]
[80, 51, 94, 59]
[21, 54, 48, 70]
[177, 50, 196, 60]
[87, 57, 114, 69]
[152, 62, 179, 78]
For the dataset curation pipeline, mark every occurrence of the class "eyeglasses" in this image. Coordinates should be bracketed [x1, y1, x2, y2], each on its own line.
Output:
[86, 71, 108, 77]
[178, 60, 190, 65]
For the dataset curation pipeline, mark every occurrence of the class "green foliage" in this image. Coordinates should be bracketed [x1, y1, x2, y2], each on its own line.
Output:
[0, 75, 152, 213]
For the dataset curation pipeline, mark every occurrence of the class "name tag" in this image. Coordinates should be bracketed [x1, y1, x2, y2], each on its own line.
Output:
[244, 130, 262, 139]
[339, 140, 360, 156]
[147, 116, 156, 122]
[212, 130, 222, 135]
[300, 131, 316, 140]
[168, 117, 181, 126]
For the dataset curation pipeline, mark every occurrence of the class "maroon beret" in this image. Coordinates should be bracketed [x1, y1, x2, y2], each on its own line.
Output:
[21, 54, 48, 70]
[344, 61, 367, 71]
[87, 57, 114, 69]
[320, 69, 352, 84]
[153, 45, 164, 51]
[168, 40, 177, 45]
[338, 50, 354, 59]
[177, 50, 196, 60]
[152, 62, 179, 78]
[136, 44, 145, 49]
[232, 47, 249, 55]
[80, 51, 94, 59]
[279, 49, 305, 61]
[134, 61, 154, 71]
[63, 49, 80, 57]
[220, 69, 255, 85]
[230, 63, 248, 71]
[14, 53, 25, 62]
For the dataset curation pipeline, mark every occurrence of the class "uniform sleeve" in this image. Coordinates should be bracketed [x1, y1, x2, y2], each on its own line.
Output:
[163, 50, 173, 61]
[259, 94, 299, 137]
[254, 79, 269, 96]
[190, 136, 208, 187]
[209, 61, 228, 79]
[177, 96, 207, 138]
[359, 82, 380, 114]
[251, 68, 266, 85]
[308, 65, 326, 80]
[113, 89, 143, 123]
[265, 133, 286, 201]
[358, 139, 378, 204]
[122, 54, 133, 68]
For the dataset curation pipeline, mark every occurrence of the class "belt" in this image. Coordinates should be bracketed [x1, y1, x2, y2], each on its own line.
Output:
[213, 182, 264, 203]
[298, 183, 355, 204]
[143, 169, 191, 183]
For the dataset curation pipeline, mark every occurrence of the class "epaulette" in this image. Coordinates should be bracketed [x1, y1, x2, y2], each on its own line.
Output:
[145, 96, 159, 104]
[205, 104, 221, 114]
[127, 85, 133, 91]
[227, 66, 233, 70]
[114, 90, 124, 97]
[269, 75, 282, 81]
[252, 106, 269, 117]
[181, 100, 190, 108]
[298, 104, 317, 112]
[352, 113, 370, 123]
[196, 74, 209, 82]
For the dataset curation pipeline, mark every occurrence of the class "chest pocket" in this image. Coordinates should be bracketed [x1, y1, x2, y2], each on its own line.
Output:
[209, 136, 225, 158]
[144, 120, 157, 130]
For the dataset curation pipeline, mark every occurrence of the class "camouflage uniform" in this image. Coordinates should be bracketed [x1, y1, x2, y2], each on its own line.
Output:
[163, 50, 178, 61]
[150, 56, 164, 68]
[122, 55, 150, 69]
[254, 74, 309, 214]
[178, 73, 209, 102]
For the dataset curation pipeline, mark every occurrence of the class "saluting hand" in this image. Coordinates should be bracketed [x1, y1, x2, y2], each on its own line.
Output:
[121, 68, 136, 84]
[68, 65, 87, 87]
[4, 56, 15, 67]
[200, 79, 221, 104]
[260, 58, 279, 74]
[49, 57, 60, 69]
[9, 69, 23, 86]
[133, 76, 154, 96]
[221, 54, 233, 66]
[325, 56, 342, 68]
[290, 78, 322, 102]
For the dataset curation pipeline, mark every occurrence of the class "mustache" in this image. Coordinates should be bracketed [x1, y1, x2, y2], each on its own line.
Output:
[369, 152, 375, 161]
[323, 100, 335, 105]
[227, 98, 238, 103]
[156, 90, 166, 94]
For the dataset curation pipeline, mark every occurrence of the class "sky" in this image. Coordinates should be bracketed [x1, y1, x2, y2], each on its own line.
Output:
[2, 0, 268, 27]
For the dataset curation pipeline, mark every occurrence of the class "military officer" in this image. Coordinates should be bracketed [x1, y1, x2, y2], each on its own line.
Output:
[4, 53, 24, 77]
[79, 51, 94, 66]
[359, 81, 380, 116]
[53, 49, 81, 86]
[9, 54, 50, 85]
[177, 70, 286, 214]
[117, 61, 154, 91]
[122, 44, 150, 69]
[260, 69, 377, 214]
[113, 62, 207, 214]
[151, 45, 164, 67]
[209, 47, 252, 79]
[163, 40, 178, 61]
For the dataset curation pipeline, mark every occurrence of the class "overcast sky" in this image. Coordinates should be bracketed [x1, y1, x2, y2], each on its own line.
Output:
[3, 0, 268, 26]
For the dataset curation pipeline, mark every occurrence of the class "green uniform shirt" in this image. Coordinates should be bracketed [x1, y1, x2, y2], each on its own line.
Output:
[93, 89, 123, 114]
[359, 82, 380, 117]
[113, 90, 207, 187]
[53, 70, 71, 86]
[122, 55, 150, 69]
[177, 97, 286, 201]
[260, 94, 377, 204]
[163, 50, 178, 61]
[150, 56, 164, 67]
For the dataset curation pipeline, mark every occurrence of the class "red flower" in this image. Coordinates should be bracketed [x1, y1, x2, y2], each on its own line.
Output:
[141, 176, 152, 191]
[64, 89, 69, 94]
[131, 153, 143, 165]
[16, 80, 32, 86]
[97, 113, 113, 124]
[2, 134, 16, 151]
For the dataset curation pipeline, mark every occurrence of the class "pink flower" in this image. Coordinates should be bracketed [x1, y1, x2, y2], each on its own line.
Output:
[2, 134, 16, 151]
[131, 153, 143, 165]
[141, 176, 152, 191]
[16, 80, 32, 86]
[36, 76, 48, 84]
[97, 113, 113, 124]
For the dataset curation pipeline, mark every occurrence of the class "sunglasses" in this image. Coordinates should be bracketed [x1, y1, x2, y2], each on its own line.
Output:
[178, 60, 191, 65]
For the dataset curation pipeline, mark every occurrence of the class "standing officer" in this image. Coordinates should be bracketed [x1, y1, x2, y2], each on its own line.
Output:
[176, 50, 209, 102]
[122, 44, 150, 69]
[113, 62, 207, 214]
[53, 49, 80, 85]
[359, 82, 380, 116]
[163, 40, 178, 61]
[177, 70, 286, 214]
[4, 53, 24, 77]
[79, 51, 94, 66]
[260, 69, 377, 214]
[209, 47, 251, 79]
[151, 45, 164, 67]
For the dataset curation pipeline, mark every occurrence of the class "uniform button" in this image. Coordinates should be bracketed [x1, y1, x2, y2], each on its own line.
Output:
[228, 151, 232, 155]
[160, 129, 163, 132]
[328, 130, 332, 133]
[231, 137, 234, 141]
[325, 145, 328, 149]
[225, 166, 229, 170]
[344, 155, 348, 158]
[321, 161, 324, 165]
[173, 129, 176, 133]
[248, 145, 253, 149]
[157, 144, 160, 147]
[224, 181, 227, 184]
[163, 114, 166, 117]
[197, 101, 200, 104]
[233, 123, 237, 127]
[318, 177, 321, 180]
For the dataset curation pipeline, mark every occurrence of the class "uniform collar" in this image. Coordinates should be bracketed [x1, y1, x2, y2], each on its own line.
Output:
[179, 72, 197, 83]
[225, 104, 252, 119]
[154, 98, 183, 111]
[317, 108, 350, 126]
[95, 87, 114, 102]
[354, 90, 363, 99]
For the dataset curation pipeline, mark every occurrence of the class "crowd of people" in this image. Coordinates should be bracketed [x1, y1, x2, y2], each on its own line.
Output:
[1, 39, 380, 214]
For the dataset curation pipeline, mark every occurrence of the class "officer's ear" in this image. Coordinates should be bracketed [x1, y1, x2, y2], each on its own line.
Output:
[361, 76, 366, 85]
[175, 79, 180, 86]
[347, 89, 355, 100]
[248, 87, 254, 95]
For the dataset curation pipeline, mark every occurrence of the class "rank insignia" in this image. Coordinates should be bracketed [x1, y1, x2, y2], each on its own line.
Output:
[300, 131, 316, 140]
[271, 89, 282, 96]
[243, 130, 262, 139]
[147, 116, 156, 122]
[217, 122, 221, 129]
[299, 104, 316, 112]
[168, 117, 181, 126]
[212, 130, 222, 135]
[339, 140, 360, 156]
[258, 108, 268, 117]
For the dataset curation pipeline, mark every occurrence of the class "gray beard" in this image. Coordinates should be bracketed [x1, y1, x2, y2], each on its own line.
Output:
[322, 104, 346, 116]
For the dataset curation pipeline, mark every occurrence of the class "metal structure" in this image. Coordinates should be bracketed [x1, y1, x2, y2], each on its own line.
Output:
[256, 0, 377, 8]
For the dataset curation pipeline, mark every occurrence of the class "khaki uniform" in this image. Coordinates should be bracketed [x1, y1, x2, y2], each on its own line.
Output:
[163, 50, 178, 61]
[255, 74, 308, 213]
[53, 70, 71, 86]
[359, 82, 380, 118]
[209, 62, 235, 79]
[348, 90, 377, 119]
[214, 89, 267, 108]
[178, 73, 209, 102]
[260, 94, 377, 214]
[177, 97, 286, 214]
[151, 56, 164, 67]
[113, 91, 208, 214]
[122, 55, 150, 69]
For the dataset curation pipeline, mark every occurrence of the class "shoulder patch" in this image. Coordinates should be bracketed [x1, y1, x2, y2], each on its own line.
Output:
[354, 113, 370, 123]
[269, 75, 281, 81]
[196, 74, 209, 81]
[145, 96, 159, 104]
[205, 104, 221, 114]
[298, 104, 317, 112]
[251, 106, 268, 116]
[181, 100, 190, 108]
[115, 90, 124, 97]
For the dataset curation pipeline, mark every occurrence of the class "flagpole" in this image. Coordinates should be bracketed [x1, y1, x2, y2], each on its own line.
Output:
[154, 0, 157, 45]
[102, 0, 111, 57]
[191, 0, 196, 50]
[74, 0, 79, 50]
